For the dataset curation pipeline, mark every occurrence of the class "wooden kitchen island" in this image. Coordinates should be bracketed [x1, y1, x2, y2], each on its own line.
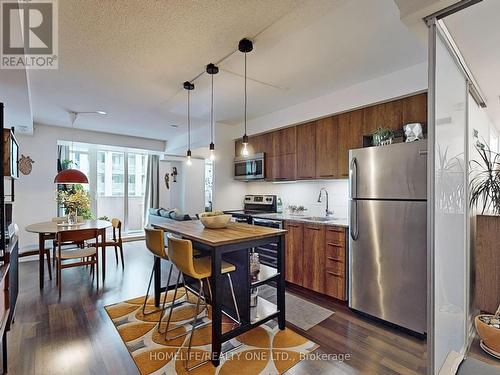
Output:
[152, 220, 287, 366]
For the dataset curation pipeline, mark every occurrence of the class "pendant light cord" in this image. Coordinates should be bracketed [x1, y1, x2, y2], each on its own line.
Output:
[211, 74, 214, 143]
[244, 52, 247, 136]
[188, 89, 191, 150]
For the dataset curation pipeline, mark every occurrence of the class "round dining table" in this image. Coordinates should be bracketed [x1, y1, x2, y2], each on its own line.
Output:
[25, 220, 112, 289]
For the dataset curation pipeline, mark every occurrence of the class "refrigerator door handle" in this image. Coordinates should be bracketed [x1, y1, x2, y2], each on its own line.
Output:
[349, 157, 357, 199]
[350, 200, 359, 240]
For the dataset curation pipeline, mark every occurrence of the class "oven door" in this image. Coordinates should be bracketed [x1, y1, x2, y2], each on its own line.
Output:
[234, 155, 264, 180]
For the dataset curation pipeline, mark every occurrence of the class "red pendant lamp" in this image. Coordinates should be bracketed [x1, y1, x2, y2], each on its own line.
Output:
[54, 169, 89, 184]
[54, 111, 104, 184]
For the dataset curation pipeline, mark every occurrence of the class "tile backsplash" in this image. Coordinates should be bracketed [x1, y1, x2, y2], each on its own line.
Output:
[245, 179, 349, 218]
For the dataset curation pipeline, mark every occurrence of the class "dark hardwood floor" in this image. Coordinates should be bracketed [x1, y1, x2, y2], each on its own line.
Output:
[7, 240, 427, 375]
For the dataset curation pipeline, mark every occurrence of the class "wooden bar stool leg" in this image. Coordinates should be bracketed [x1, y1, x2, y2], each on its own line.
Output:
[45, 249, 52, 280]
[119, 243, 124, 269]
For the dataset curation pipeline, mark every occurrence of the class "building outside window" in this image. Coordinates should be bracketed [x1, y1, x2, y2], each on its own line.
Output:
[59, 142, 150, 235]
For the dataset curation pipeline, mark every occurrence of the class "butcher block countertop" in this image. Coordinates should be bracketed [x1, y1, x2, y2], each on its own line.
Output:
[152, 220, 287, 246]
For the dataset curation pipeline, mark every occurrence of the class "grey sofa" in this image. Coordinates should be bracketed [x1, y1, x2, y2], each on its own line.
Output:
[148, 208, 193, 227]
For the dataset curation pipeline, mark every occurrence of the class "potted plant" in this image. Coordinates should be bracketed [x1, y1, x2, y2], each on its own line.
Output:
[470, 142, 500, 356]
[475, 304, 500, 357]
[372, 127, 395, 146]
[56, 188, 92, 224]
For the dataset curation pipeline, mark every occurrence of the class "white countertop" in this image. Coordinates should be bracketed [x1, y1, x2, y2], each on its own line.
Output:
[251, 213, 349, 227]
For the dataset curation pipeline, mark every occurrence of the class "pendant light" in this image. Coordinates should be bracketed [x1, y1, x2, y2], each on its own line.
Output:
[206, 63, 219, 161]
[184, 81, 195, 166]
[54, 111, 105, 184]
[238, 38, 253, 157]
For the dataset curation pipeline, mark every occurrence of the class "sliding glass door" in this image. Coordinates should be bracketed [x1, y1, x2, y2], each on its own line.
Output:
[428, 19, 469, 375]
[58, 142, 149, 235]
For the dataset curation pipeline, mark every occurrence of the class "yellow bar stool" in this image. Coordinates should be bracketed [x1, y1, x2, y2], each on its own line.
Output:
[142, 228, 179, 333]
[165, 234, 241, 372]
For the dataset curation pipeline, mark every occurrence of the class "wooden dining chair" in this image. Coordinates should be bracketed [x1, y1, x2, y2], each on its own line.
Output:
[89, 218, 124, 268]
[51, 216, 85, 265]
[55, 229, 100, 298]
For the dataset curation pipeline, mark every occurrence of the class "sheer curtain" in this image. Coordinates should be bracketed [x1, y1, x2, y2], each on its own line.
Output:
[143, 155, 159, 226]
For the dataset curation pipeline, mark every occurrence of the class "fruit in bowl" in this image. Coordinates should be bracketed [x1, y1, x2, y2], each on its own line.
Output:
[199, 211, 232, 229]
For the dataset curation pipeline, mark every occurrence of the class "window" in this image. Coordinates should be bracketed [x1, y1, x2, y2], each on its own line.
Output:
[58, 142, 150, 235]
[204, 159, 214, 211]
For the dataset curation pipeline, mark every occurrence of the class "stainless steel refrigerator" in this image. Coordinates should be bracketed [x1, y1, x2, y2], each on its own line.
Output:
[348, 140, 427, 334]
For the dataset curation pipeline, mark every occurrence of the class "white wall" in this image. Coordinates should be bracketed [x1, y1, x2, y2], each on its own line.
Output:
[158, 160, 172, 209]
[241, 62, 427, 137]
[246, 179, 349, 218]
[15, 124, 166, 249]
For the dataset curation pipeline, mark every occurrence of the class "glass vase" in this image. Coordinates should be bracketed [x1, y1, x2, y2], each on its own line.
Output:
[67, 209, 78, 225]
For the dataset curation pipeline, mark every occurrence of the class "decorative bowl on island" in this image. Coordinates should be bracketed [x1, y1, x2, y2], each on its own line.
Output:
[199, 211, 232, 229]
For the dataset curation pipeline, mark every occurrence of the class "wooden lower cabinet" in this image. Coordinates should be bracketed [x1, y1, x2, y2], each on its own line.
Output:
[284, 221, 347, 300]
[302, 224, 325, 293]
[284, 221, 304, 285]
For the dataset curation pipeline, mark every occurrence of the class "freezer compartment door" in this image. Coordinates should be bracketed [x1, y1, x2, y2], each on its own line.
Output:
[349, 200, 427, 334]
[349, 141, 427, 200]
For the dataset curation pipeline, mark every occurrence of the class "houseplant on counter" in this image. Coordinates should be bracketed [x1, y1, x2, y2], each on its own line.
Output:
[56, 187, 92, 224]
[469, 142, 500, 357]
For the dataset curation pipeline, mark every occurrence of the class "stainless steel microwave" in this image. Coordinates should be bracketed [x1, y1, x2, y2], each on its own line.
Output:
[234, 153, 265, 180]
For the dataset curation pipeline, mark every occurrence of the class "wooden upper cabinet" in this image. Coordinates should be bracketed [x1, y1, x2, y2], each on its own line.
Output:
[302, 224, 326, 293]
[315, 116, 339, 179]
[296, 122, 316, 179]
[270, 127, 296, 181]
[273, 127, 296, 155]
[284, 221, 304, 285]
[402, 92, 427, 126]
[363, 100, 403, 135]
[338, 109, 363, 178]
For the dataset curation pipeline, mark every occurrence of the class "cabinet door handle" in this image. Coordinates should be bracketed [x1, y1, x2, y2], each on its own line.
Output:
[327, 242, 342, 247]
[305, 226, 320, 231]
[319, 174, 335, 177]
[287, 224, 301, 228]
[327, 256, 342, 262]
[327, 228, 344, 233]
[327, 271, 343, 277]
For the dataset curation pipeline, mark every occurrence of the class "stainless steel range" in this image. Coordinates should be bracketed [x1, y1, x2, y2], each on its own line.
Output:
[225, 195, 281, 268]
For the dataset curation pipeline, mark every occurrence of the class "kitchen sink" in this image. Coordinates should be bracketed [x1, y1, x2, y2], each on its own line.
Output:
[302, 216, 338, 222]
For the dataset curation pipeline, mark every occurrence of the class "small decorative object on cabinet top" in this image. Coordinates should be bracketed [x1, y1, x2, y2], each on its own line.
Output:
[372, 127, 395, 146]
[288, 205, 307, 216]
[404, 123, 424, 142]
[19, 154, 34, 175]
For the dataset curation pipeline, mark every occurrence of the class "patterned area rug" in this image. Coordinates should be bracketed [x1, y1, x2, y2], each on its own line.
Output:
[105, 288, 319, 375]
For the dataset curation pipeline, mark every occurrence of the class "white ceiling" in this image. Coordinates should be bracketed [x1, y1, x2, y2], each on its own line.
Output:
[25, 0, 426, 142]
[444, 0, 500, 130]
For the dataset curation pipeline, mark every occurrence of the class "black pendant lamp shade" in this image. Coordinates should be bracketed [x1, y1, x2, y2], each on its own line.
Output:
[239, 38, 253, 156]
[184, 81, 195, 165]
[206, 63, 219, 161]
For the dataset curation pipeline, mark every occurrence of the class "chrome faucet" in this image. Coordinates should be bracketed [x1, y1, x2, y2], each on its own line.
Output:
[317, 188, 333, 217]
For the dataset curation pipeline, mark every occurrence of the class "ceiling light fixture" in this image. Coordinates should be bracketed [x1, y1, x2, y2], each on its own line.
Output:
[206, 63, 219, 161]
[238, 38, 253, 157]
[183, 81, 195, 166]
